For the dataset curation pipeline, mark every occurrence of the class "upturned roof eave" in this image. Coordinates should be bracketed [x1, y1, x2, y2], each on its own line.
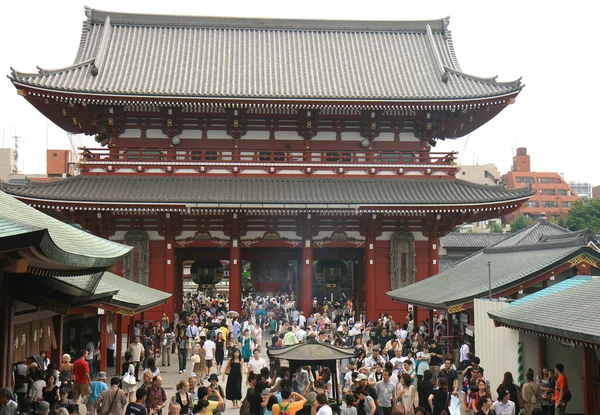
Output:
[10, 79, 523, 105]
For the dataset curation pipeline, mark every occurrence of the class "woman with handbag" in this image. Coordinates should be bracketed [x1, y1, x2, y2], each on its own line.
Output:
[224, 348, 243, 408]
[122, 362, 138, 403]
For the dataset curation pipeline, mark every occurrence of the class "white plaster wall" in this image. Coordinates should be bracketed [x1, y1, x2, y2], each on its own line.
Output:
[146, 129, 169, 139]
[207, 130, 230, 139]
[120, 129, 142, 138]
[275, 131, 303, 140]
[110, 230, 164, 241]
[519, 332, 540, 379]
[311, 132, 337, 141]
[243, 131, 269, 140]
[179, 130, 202, 139]
[474, 299, 519, 396]
[546, 340, 584, 414]
[399, 132, 420, 142]
[341, 132, 363, 141]
[376, 133, 395, 142]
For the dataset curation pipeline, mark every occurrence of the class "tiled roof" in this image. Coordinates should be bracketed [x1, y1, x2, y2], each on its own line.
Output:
[94, 272, 171, 312]
[9, 8, 522, 101]
[0, 176, 533, 207]
[488, 276, 600, 345]
[439, 256, 464, 272]
[54, 271, 171, 312]
[0, 190, 131, 268]
[493, 221, 572, 247]
[440, 233, 509, 249]
[387, 229, 600, 310]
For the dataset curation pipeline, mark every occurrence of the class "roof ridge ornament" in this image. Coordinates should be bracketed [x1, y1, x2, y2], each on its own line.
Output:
[425, 24, 448, 83]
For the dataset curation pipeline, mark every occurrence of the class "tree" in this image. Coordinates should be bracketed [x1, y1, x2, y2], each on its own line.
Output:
[489, 221, 504, 233]
[551, 216, 566, 228]
[566, 198, 600, 233]
[510, 214, 532, 233]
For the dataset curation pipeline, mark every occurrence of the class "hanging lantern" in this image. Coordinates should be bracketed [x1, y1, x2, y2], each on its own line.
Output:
[190, 260, 224, 286]
[250, 261, 289, 293]
[315, 260, 347, 287]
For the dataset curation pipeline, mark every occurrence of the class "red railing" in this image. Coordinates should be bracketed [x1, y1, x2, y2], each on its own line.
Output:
[81, 148, 457, 165]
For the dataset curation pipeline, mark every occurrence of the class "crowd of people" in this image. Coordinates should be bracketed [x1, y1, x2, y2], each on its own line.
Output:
[3, 293, 571, 415]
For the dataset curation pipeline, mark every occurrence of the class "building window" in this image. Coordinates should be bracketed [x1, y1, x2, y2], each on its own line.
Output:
[541, 189, 555, 196]
[516, 176, 534, 184]
[542, 201, 558, 208]
[539, 177, 561, 184]
[527, 201, 540, 208]
[390, 232, 416, 290]
[53, 152, 57, 157]
[557, 189, 570, 196]
[563, 201, 571, 208]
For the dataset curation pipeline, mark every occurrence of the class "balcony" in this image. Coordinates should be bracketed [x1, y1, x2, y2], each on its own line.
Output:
[79, 147, 458, 177]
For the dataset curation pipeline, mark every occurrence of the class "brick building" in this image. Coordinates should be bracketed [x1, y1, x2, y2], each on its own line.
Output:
[502, 148, 579, 223]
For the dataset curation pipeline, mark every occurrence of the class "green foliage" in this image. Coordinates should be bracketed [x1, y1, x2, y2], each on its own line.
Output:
[566, 198, 600, 233]
[550, 216, 566, 228]
[510, 214, 532, 233]
[489, 221, 504, 233]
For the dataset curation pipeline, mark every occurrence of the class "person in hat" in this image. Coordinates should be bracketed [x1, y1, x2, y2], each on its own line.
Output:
[207, 374, 225, 415]
[87, 371, 108, 415]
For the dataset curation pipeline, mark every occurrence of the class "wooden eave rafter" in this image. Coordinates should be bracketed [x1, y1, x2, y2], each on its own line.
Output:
[12, 195, 530, 216]
[14, 83, 518, 111]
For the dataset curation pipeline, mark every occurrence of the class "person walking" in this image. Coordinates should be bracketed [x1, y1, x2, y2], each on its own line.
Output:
[224, 349, 243, 408]
[161, 329, 174, 367]
[145, 376, 167, 415]
[215, 332, 225, 375]
[177, 329, 189, 375]
[522, 368, 541, 414]
[87, 371, 108, 415]
[204, 336, 216, 378]
[97, 377, 129, 415]
[72, 349, 91, 405]
[127, 336, 145, 382]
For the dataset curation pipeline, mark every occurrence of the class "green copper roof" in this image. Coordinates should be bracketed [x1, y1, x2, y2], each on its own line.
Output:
[0, 190, 131, 268]
[488, 276, 600, 345]
[93, 272, 171, 312]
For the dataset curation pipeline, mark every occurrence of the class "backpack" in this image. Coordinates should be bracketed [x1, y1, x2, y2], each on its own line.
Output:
[278, 402, 292, 415]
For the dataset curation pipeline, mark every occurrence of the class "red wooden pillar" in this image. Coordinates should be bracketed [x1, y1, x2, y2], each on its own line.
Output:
[365, 214, 376, 321]
[301, 214, 313, 317]
[538, 337, 547, 373]
[115, 314, 123, 376]
[229, 214, 242, 312]
[128, 316, 135, 346]
[165, 213, 176, 315]
[583, 346, 595, 415]
[301, 240, 313, 317]
[0, 296, 9, 388]
[99, 313, 108, 373]
[51, 315, 63, 367]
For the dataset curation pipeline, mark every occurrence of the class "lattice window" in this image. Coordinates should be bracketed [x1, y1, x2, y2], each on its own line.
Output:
[390, 232, 416, 290]
[122, 229, 149, 286]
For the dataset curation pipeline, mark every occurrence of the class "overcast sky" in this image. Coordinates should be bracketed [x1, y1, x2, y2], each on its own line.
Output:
[1, 1, 598, 185]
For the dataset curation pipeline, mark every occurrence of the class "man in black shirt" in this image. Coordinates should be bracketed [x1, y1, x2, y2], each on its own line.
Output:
[377, 328, 391, 352]
[437, 357, 459, 396]
[428, 340, 443, 376]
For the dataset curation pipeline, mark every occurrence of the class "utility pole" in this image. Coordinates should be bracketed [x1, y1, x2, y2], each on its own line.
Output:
[486, 261, 492, 299]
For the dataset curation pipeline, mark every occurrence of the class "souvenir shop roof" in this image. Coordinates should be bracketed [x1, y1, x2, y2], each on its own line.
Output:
[0, 176, 534, 208]
[0, 190, 131, 269]
[9, 8, 523, 102]
[387, 227, 600, 310]
[488, 276, 600, 346]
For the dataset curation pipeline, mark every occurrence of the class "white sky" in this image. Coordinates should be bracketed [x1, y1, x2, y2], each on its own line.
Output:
[1, 1, 598, 185]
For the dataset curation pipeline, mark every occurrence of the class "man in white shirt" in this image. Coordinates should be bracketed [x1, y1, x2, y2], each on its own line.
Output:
[491, 387, 516, 415]
[389, 349, 404, 377]
[364, 350, 386, 372]
[459, 340, 470, 365]
[247, 349, 267, 376]
[314, 393, 333, 415]
[296, 327, 307, 342]
[298, 311, 307, 329]
[291, 309, 299, 323]
[203, 338, 216, 377]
